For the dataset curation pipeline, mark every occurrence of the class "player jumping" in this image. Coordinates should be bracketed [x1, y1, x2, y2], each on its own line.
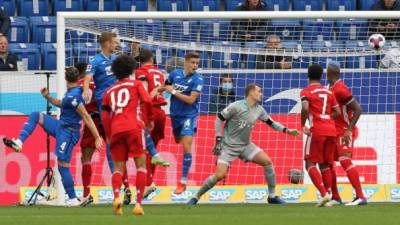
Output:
[3, 67, 103, 206]
[159, 52, 204, 194]
[135, 49, 170, 198]
[301, 64, 341, 207]
[188, 84, 299, 205]
[326, 61, 367, 206]
[102, 54, 152, 216]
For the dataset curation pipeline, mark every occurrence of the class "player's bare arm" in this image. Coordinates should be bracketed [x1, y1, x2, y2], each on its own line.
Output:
[343, 99, 362, 145]
[82, 74, 93, 102]
[165, 85, 200, 105]
[41, 87, 61, 107]
[76, 104, 103, 151]
[331, 105, 341, 119]
[301, 99, 310, 135]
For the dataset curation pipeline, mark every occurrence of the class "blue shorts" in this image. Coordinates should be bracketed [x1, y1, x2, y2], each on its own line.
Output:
[171, 116, 198, 137]
[42, 115, 80, 163]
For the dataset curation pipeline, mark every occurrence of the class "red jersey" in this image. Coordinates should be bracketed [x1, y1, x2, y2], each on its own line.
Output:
[78, 79, 98, 113]
[101, 79, 153, 138]
[329, 80, 355, 136]
[135, 64, 167, 107]
[300, 84, 339, 137]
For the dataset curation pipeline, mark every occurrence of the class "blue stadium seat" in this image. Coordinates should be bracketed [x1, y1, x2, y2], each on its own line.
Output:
[73, 42, 99, 64]
[327, 0, 356, 11]
[281, 41, 299, 50]
[270, 19, 301, 40]
[9, 43, 40, 70]
[65, 29, 96, 44]
[30, 16, 56, 43]
[19, 0, 49, 16]
[7, 17, 29, 43]
[336, 19, 368, 41]
[86, 0, 117, 11]
[119, 0, 148, 11]
[177, 49, 208, 68]
[1, 0, 16, 16]
[140, 44, 173, 68]
[224, 0, 242, 11]
[345, 41, 377, 69]
[133, 19, 162, 41]
[165, 20, 199, 42]
[303, 19, 335, 41]
[359, 0, 377, 10]
[292, 0, 323, 11]
[264, 0, 289, 11]
[190, 0, 220, 11]
[211, 42, 241, 69]
[199, 20, 230, 43]
[312, 41, 346, 68]
[157, 0, 189, 11]
[245, 41, 265, 69]
[41, 43, 74, 69]
[53, 0, 84, 13]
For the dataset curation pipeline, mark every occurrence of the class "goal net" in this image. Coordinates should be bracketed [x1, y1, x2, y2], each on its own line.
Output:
[54, 11, 399, 204]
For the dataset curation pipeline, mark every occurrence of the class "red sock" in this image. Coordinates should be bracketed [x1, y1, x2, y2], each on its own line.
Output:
[145, 154, 154, 186]
[340, 157, 365, 199]
[330, 166, 341, 201]
[82, 162, 92, 198]
[122, 168, 129, 189]
[307, 166, 327, 197]
[112, 172, 123, 200]
[136, 168, 147, 204]
[321, 167, 332, 194]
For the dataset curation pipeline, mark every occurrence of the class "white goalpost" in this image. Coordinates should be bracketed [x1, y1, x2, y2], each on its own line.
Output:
[51, 11, 400, 205]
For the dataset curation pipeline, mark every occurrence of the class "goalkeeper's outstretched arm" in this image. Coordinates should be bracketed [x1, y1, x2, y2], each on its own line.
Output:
[262, 117, 299, 136]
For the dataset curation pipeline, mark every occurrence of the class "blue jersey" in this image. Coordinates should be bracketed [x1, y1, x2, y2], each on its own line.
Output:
[60, 86, 85, 130]
[86, 52, 117, 103]
[166, 69, 203, 117]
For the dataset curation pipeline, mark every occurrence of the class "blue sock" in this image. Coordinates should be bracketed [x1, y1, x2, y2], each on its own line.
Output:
[145, 130, 157, 157]
[18, 112, 40, 143]
[182, 153, 192, 183]
[105, 143, 115, 173]
[58, 165, 76, 199]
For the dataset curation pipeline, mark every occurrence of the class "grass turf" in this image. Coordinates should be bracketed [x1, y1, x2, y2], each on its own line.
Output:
[0, 203, 399, 225]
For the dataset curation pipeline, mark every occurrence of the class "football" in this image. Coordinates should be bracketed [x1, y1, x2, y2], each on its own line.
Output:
[368, 33, 386, 50]
[288, 168, 303, 184]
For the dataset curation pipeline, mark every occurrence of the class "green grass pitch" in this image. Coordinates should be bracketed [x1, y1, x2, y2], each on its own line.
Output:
[0, 203, 399, 225]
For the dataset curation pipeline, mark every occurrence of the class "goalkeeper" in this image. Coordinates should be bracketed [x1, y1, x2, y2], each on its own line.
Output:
[188, 84, 299, 205]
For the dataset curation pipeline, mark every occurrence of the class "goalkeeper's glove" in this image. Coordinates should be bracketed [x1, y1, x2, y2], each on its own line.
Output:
[213, 136, 223, 156]
[285, 128, 300, 136]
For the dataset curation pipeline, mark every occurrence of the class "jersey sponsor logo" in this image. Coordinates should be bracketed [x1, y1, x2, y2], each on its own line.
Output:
[171, 189, 197, 202]
[105, 66, 113, 76]
[281, 187, 307, 201]
[71, 98, 78, 107]
[173, 84, 189, 92]
[358, 186, 379, 199]
[97, 188, 114, 203]
[390, 187, 400, 200]
[208, 189, 235, 202]
[245, 188, 268, 201]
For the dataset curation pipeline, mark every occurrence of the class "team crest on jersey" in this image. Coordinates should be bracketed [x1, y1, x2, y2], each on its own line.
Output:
[71, 98, 78, 107]
[105, 66, 112, 76]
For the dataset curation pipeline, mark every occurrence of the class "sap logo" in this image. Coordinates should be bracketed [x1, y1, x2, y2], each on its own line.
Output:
[209, 189, 235, 202]
[98, 189, 114, 203]
[171, 190, 197, 202]
[245, 188, 268, 201]
[360, 187, 379, 199]
[390, 188, 400, 200]
[143, 189, 162, 201]
[281, 188, 306, 201]
[173, 84, 188, 92]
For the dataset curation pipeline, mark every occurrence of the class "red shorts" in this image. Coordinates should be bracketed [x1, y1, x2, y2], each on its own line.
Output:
[110, 130, 145, 161]
[304, 135, 336, 164]
[334, 135, 355, 160]
[150, 107, 166, 146]
[80, 115, 104, 150]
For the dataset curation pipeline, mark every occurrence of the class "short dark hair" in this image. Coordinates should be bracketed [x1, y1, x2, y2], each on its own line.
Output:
[65, 67, 79, 83]
[75, 62, 87, 75]
[220, 74, 233, 83]
[185, 51, 200, 61]
[245, 83, 259, 97]
[111, 54, 136, 80]
[308, 64, 323, 81]
[137, 48, 153, 63]
[99, 32, 117, 46]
